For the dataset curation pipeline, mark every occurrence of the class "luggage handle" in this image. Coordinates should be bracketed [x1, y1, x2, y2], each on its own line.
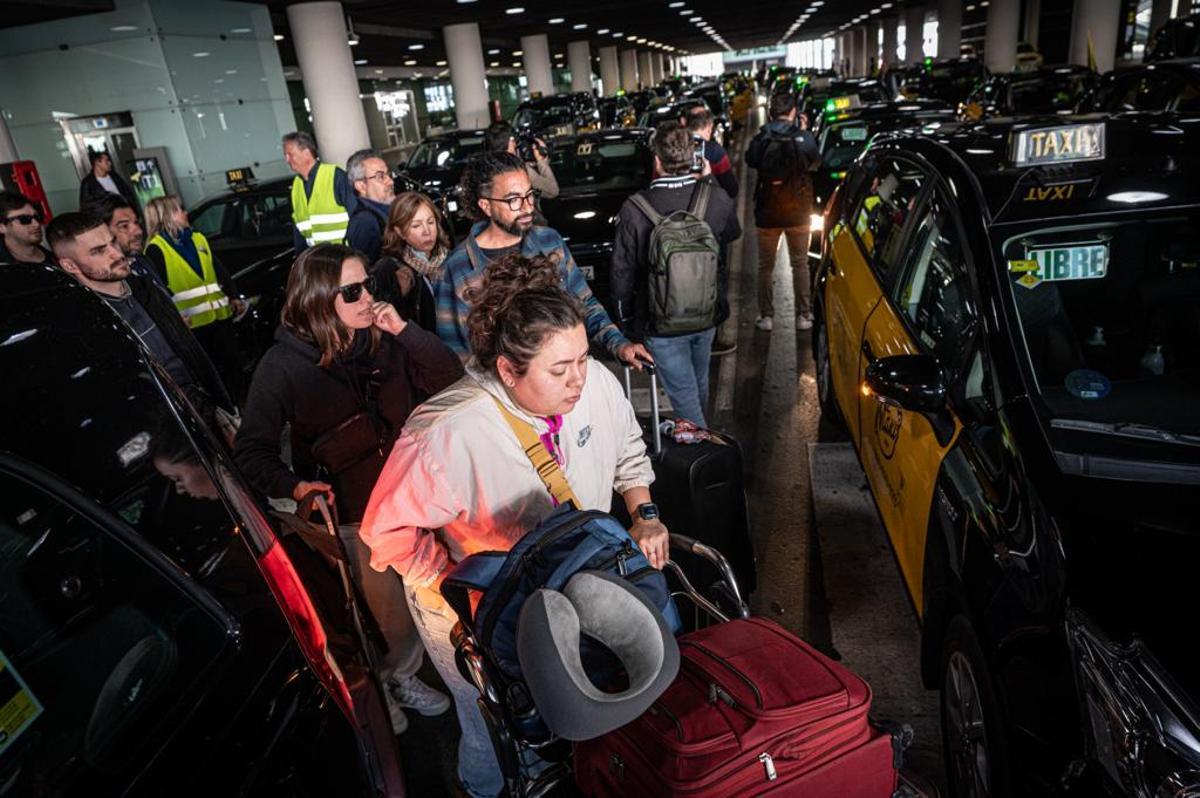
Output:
[668, 533, 751, 621]
[622, 359, 662, 456]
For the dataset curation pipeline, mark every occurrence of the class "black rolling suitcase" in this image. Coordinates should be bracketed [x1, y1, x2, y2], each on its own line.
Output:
[619, 365, 757, 603]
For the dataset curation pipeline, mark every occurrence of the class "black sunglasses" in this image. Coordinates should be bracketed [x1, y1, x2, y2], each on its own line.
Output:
[337, 274, 377, 303]
[4, 213, 41, 226]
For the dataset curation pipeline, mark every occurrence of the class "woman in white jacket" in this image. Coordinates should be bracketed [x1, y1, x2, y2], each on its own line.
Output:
[359, 252, 668, 798]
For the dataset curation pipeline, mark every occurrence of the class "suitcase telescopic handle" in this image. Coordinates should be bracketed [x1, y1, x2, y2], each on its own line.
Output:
[623, 360, 662, 456]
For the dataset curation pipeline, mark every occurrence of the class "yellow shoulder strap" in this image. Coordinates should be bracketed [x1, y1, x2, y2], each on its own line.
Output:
[490, 396, 580, 509]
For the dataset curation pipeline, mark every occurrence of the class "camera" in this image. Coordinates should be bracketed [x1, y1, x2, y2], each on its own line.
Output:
[516, 131, 549, 163]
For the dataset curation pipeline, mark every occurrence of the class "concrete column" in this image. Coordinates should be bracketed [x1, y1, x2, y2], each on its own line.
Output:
[620, 48, 639, 91]
[599, 46, 620, 95]
[865, 21, 880, 74]
[937, 0, 963, 59]
[568, 40, 593, 93]
[285, 2, 370, 168]
[905, 6, 927, 63]
[985, 0, 1021, 72]
[1150, 0, 1174, 42]
[1023, 0, 1041, 46]
[1070, 0, 1122, 71]
[637, 51, 653, 89]
[443, 22, 490, 130]
[651, 52, 665, 85]
[882, 16, 900, 70]
[521, 33, 554, 98]
[0, 110, 18, 163]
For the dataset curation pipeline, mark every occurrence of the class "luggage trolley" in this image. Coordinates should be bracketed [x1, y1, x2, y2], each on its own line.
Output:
[443, 534, 749, 798]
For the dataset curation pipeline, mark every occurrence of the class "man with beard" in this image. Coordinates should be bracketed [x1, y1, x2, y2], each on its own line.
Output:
[0, 191, 53, 266]
[81, 192, 165, 289]
[46, 212, 235, 418]
[435, 151, 652, 368]
[344, 147, 395, 262]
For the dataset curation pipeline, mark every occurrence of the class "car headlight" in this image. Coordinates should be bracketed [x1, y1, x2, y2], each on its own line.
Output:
[809, 213, 824, 232]
[1067, 609, 1200, 796]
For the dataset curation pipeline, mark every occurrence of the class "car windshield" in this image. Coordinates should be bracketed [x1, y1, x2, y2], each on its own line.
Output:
[1010, 72, 1092, 113]
[995, 213, 1200, 436]
[407, 136, 484, 169]
[513, 105, 575, 129]
[548, 138, 651, 196]
[820, 123, 873, 170]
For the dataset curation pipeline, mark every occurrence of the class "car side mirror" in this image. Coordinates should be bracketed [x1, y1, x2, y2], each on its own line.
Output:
[863, 354, 954, 446]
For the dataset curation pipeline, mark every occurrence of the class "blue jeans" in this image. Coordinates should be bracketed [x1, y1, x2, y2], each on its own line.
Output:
[645, 328, 716, 428]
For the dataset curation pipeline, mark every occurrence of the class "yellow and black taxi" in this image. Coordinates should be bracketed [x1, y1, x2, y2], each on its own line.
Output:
[812, 114, 1200, 796]
[797, 77, 889, 133]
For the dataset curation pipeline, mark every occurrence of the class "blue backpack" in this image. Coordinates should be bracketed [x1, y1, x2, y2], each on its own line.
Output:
[441, 505, 682, 681]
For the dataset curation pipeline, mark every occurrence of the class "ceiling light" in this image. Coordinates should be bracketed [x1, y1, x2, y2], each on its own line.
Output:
[110, 24, 137, 32]
[404, 59, 417, 65]
[597, 28, 610, 34]
[231, 27, 251, 33]
[669, 1, 686, 6]
[273, 33, 284, 41]
[354, 58, 368, 64]
[505, 7, 525, 14]
[488, 48, 500, 54]
[512, 61, 521, 67]
[573, 23, 587, 29]
[193, 51, 210, 57]
[457, 0, 476, 3]
[436, 60, 447, 66]
[489, 61, 500, 66]
[409, 44, 424, 50]
[549, 17, 565, 23]
[690, 16, 702, 22]
[513, 49, 523, 55]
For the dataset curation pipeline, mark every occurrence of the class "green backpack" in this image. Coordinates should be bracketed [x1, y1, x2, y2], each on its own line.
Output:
[629, 182, 720, 335]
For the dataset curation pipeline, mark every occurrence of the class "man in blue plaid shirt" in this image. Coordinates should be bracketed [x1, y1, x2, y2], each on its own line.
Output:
[435, 152, 652, 369]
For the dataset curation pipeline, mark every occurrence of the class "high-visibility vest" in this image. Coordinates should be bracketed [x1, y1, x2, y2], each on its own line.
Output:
[147, 231, 232, 329]
[291, 162, 350, 246]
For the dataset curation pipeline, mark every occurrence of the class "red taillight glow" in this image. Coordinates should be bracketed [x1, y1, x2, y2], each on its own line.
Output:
[258, 539, 355, 721]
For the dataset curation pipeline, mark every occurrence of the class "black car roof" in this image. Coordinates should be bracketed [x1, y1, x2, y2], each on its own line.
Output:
[997, 64, 1096, 82]
[826, 99, 957, 124]
[422, 128, 488, 143]
[194, 175, 293, 205]
[1103, 57, 1200, 77]
[881, 112, 1200, 224]
[517, 93, 590, 109]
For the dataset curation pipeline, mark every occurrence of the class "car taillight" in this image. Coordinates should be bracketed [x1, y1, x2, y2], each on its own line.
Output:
[258, 538, 355, 722]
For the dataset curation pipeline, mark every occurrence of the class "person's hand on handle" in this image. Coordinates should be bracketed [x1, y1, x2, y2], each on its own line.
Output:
[371, 301, 407, 336]
[630, 517, 670, 570]
[292, 480, 334, 504]
[617, 342, 654, 371]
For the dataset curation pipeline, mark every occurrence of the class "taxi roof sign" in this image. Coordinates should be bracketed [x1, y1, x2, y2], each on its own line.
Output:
[1011, 122, 1105, 168]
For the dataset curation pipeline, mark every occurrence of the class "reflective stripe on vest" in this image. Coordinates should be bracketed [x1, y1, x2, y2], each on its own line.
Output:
[291, 162, 350, 246]
[148, 231, 233, 329]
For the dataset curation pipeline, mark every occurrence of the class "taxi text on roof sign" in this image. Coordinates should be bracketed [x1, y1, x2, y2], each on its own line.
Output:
[1011, 122, 1105, 168]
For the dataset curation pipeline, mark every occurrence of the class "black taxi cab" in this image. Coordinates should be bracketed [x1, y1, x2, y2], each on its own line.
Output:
[812, 114, 1200, 796]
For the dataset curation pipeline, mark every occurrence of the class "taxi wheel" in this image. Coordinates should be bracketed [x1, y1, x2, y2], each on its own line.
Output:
[815, 321, 844, 429]
[940, 615, 1011, 798]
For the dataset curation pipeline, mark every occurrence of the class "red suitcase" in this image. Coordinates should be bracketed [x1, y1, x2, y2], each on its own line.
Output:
[574, 617, 900, 797]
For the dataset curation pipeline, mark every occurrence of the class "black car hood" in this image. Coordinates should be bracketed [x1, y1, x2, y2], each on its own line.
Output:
[540, 192, 628, 249]
[399, 164, 463, 190]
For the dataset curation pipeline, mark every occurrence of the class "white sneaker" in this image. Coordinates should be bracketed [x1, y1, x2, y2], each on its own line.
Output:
[755, 315, 774, 331]
[384, 692, 409, 735]
[387, 674, 452, 717]
[796, 313, 814, 331]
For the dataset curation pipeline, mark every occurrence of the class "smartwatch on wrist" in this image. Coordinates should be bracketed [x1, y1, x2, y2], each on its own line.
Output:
[636, 502, 660, 522]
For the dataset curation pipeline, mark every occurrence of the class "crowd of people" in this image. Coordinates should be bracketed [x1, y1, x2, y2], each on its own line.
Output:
[0, 90, 821, 798]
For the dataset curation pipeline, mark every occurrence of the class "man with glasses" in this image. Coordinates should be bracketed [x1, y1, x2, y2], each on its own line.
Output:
[435, 151, 651, 368]
[345, 148, 395, 262]
[0, 191, 52, 266]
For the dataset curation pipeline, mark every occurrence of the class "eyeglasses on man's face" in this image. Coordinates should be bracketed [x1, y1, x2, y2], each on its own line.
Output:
[337, 274, 378, 303]
[482, 188, 540, 212]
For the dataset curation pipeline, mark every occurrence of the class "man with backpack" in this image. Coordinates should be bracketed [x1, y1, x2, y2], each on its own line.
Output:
[745, 92, 821, 332]
[612, 123, 741, 428]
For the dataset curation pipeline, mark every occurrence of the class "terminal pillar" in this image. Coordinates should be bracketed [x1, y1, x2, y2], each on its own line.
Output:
[521, 33, 554, 98]
[599, 46, 620, 95]
[285, 1, 370, 169]
[650, 52, 664, 85]
[1070, 0, 1122, 71]
[568, 40, 593, 92]
[865, 21, 880, 74]
[620, 48, 639, 91]
[882, 16, 899, 70]
[444, 22, 490, 130]
[937, 0, 963, 59]
[1149, 0, 1174, 42]
[0, 110, 18, 163]
[905, 6, 926, 63]
[638, 51, 653, 89]
[984, 0, 1020, 71]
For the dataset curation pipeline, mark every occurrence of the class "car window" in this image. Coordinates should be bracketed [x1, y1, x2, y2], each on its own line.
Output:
[1095, 71, 1184, 112]
[191, 201, 228, 239]
[0, 469, 231, 794]
[894, 193, 978, 379]
[238, 193, 292, 240]
[852, 156, 927, 279]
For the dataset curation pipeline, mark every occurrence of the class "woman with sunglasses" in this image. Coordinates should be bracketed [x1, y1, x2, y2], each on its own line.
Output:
[234, 243, 463, 735]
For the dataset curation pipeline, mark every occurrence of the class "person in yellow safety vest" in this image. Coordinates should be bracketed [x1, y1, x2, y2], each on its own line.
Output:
[144, 194, 246, 398]
[283, 130, 358, 251]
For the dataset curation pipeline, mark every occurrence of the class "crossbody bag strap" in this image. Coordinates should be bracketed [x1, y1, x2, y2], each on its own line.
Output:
[490, 396, 581, 509]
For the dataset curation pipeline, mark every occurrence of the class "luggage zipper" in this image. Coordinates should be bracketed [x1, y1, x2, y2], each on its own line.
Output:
[649, 701, 685, 741]
[681, 640, 764, 708]
[758, 752, 778, 782]
[708, 682, 738, 708]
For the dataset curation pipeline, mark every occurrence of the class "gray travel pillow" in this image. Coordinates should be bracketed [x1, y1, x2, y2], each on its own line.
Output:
[516, 570, 680, 741]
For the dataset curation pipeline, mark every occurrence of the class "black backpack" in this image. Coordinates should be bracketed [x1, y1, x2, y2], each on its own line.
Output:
[753, 128, 812, 225]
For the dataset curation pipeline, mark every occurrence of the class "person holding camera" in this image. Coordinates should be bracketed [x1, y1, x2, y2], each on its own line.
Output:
[234, 243, 463, 736]
[485, 121, 559, 199]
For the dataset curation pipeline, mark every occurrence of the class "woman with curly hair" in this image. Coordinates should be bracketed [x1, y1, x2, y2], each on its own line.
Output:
[360, 252, 669, 798]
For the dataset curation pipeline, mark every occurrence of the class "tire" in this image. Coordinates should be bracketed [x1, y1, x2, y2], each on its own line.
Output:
[815, 318, 844, 430]
[940, 615, 1012, 798]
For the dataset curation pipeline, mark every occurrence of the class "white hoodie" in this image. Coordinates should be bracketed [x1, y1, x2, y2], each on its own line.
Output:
[359, 358, 654, 585]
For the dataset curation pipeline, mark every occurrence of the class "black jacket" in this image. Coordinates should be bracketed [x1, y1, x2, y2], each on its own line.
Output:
[79, 172, 140, 211]
[124, 274, 237, 414]
[234, 323, 463, 521]
[745, 120, 821, 228]
[611, 175, 742, 338]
